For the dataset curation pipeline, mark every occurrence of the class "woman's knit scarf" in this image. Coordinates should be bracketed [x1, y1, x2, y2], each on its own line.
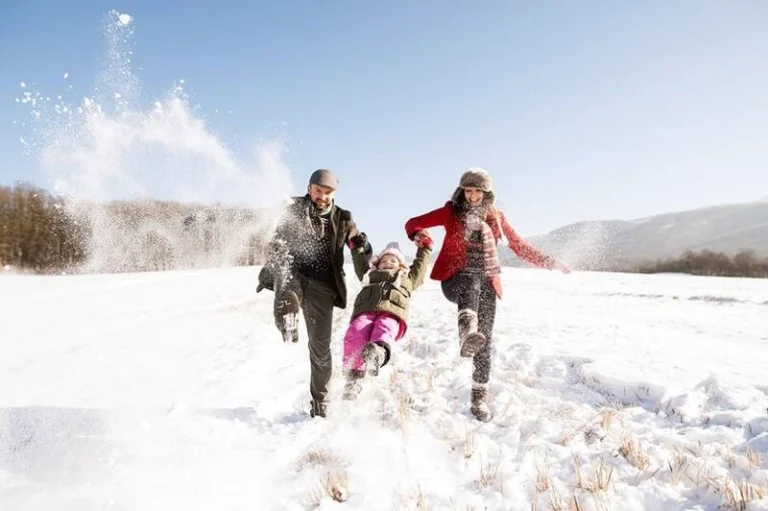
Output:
[462, 205, 501, 276]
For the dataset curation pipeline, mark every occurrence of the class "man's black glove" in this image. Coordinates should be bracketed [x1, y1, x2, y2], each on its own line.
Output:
[348, 232, 370, 253]
[256, 265, 274, 293]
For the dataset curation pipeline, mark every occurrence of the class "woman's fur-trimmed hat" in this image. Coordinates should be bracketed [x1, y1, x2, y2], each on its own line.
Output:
[451, 167, 493, 203]
[459, 167, 492, 191]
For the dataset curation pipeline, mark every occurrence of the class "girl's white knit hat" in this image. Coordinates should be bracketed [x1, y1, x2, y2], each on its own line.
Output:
[371, 242, 407, 268]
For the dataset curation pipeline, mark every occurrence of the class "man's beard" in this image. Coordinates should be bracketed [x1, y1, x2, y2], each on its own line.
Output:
[312, 198, 331, 211]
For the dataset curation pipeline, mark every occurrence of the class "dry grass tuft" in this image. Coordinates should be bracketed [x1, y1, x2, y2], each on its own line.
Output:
[617, 433, 649, 470]
[321, 470, 349, 503]
[557, 425, 584, 447]
[464, 428, 476, 460]
[301, 464, 349, 507]
[684, 439, 705, 458]
[303, 471, 349, 506]
[722, 477, 768, 511]
[397, 392, 412, 430]
[415, 487, 428, 510]
[691, 459, 717, 491]
[529, 455, 585, 511]
[570, 457, 613, 511]
[746, 448, 761, 476]
[667, 447, 690, 485]
[425, 368, 436, 393]
[599, 408, 619, 430]
[557, 408, 619, 446]
[573, 457, 613, 494]
[296, 448, 344, 472]
[656, 445, 768, 510]
[477, 448, 504, 493]
[534, 454, 552, 493]
[538, 438, 768, 511]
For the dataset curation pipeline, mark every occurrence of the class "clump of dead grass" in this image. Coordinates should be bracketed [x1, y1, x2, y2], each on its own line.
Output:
[296, 448, 344, 472]
[617, 433, 650, 470]
[570, 456, 613, 511]
[476, 447, 504, 493]
[557, 408, 620, 446]
[398, 392, 411, 427]
[655, 444, 768, 510]
[528, 454, 583, 511]
[722, 478, 768, 511]
[463, 428, 476, 460]
[746, 448, 762, 476]
[304, 469, 349, 507]
[424, 368, 437, 393]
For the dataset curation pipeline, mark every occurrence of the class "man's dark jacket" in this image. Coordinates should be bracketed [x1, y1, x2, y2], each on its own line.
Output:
[257, 195, 372, 308]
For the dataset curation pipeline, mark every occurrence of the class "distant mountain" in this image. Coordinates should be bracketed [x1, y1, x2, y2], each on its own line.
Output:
[503, 200, 768, 270]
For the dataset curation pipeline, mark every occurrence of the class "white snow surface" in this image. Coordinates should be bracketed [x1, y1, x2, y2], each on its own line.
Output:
[1, 266, 768, 510]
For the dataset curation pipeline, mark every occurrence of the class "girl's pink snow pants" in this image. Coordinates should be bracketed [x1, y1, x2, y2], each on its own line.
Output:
[343, 311, 405, 372]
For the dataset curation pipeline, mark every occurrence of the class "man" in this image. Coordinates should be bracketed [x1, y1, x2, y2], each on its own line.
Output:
[256, 169, 372, 418]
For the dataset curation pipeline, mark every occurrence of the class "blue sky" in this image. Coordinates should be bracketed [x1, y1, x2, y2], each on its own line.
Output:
[2, 0, 767, 252]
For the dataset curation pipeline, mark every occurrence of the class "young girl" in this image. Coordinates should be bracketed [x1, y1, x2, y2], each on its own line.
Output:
[404, 168, 568, 421]
[341, 235, 433, 400]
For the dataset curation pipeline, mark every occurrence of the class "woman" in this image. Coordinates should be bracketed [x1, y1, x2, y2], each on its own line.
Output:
[404, 167, 568, 422]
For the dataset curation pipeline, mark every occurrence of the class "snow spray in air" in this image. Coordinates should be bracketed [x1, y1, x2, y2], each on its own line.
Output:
[16, 10, 292, 273]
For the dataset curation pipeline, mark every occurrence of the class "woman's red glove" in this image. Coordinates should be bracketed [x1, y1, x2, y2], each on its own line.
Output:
[413, 230, 433, 249]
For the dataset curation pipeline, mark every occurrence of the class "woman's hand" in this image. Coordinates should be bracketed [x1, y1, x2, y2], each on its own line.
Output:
[413, 230, 433, 249]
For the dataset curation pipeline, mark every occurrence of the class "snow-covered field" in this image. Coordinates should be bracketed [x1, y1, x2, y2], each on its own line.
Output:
[1, 266, 768, 510]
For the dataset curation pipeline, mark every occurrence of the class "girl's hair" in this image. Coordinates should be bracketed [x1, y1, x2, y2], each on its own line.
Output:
[451, 190, 503, 234]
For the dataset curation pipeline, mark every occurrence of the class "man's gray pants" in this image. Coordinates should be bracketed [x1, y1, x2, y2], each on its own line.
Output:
[274, 273, 336, 405]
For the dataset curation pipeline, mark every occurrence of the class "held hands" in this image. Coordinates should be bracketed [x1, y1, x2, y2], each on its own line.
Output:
[348, 232, 369, 251]
[413, 230, 433, 249]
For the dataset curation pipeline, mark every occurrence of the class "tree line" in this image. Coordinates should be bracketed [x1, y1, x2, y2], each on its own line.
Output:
[0, 183, 86, 272]
[1, 182, 274, 274]
[630, 249, 768, 278]
[3, 182, 767, 278]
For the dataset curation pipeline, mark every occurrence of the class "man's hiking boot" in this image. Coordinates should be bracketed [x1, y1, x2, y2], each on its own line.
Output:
[458, 309, 486, 358]
[276, 291, 300, 343]
[309, 399, 327, 418]
[363, 343, 386, 377]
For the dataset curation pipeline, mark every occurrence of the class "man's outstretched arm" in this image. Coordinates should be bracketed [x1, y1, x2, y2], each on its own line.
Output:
[346, 218, 372, 280]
